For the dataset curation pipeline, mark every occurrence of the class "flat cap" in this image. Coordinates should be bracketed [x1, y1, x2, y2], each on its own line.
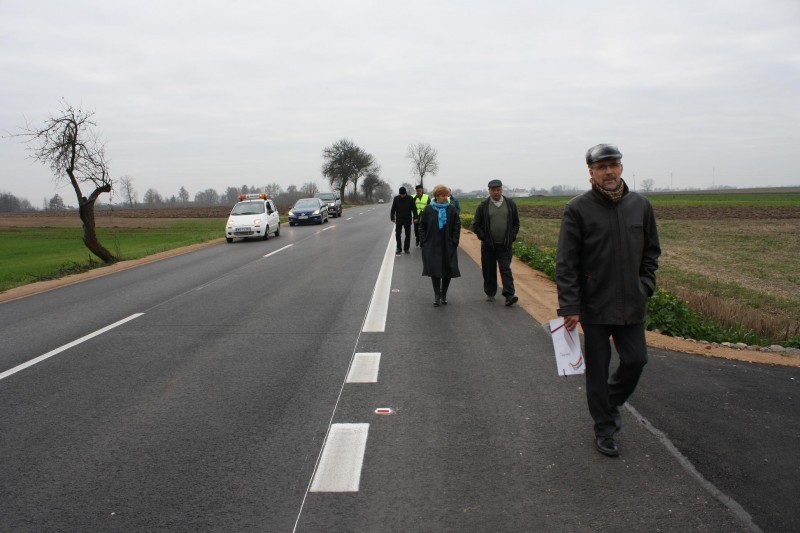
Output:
[586, 144, 622, 166]
[488, 179, 503, 188]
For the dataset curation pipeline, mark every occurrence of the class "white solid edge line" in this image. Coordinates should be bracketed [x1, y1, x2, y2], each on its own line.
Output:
[309, 423, 370, 492]
[625, 404, 763, 533]
[362, 231, 396, 332]
[0, 313, 145, 381]
[263, 243, 294, 258]
[346, 353, 381, 383]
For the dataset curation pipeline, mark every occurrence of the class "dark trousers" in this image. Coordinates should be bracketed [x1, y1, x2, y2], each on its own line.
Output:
[480, 242, 514, 297]
[431, 276, 451, 297]
[395, 221, 411, 252]
[413, 221, 421, 244]
[582, 323, 648, 437]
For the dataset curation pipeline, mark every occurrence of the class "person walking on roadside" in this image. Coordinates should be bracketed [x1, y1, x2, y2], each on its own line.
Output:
[390, 186, 418, 255]
[419, 184, 461, 306]
[556, 144, 661, 458]
[472, 179, 520, 306]
[412, 184, 430, 247]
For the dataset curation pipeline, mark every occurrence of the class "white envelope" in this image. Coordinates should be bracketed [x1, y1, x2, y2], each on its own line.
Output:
[549, 317, 585, 376]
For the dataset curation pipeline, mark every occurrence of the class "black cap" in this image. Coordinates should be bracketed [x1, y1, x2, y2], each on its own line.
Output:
[415, 184, 423, 190]
[488, 179, 503, 188]
[399, 186, 407, 195]
[586, 144, 622, 166]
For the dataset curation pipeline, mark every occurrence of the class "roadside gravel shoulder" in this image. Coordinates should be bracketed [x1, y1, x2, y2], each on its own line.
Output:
[457, 229, 800, 368]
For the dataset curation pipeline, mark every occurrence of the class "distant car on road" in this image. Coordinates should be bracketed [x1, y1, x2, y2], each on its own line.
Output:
[225, 194, 281, 243]
[377, 199, 385, 204]
[314, 191, 342, 218]
[288, 198, 329, 226]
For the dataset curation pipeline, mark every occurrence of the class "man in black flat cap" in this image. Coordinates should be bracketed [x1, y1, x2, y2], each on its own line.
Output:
[556, 144, 661, 458]
[472, 179, 520, 306]
[390, 186, 418, 255]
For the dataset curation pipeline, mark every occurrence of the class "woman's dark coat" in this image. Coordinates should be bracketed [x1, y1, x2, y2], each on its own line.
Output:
[419, 203, 461, 278]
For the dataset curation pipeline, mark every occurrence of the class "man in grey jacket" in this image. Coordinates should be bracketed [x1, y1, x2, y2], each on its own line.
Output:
[556, 144, 661, 457]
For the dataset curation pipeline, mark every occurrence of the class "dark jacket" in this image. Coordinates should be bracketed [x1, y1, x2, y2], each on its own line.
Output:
[419, 203, 461, 278]
[472, 195, 520, 248]
[390, 194, 417, 224]
[555, 183, 661, 325]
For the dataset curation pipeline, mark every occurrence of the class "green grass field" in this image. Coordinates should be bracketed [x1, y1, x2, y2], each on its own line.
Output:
[0, 220, 222, 291]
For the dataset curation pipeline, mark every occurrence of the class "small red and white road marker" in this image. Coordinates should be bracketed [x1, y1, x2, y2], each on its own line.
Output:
[375, 408, 394, 415]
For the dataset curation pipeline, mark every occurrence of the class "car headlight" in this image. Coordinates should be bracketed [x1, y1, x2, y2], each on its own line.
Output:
[253, 218, 261, 225]
[227, 219, 234, 227]
[288, 210, 294, 216]
[313, 209, 320, 215]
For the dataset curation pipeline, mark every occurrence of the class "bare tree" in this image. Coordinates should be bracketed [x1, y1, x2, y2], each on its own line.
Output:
[264, 183, 283, 197]
[119, 175, 137, 207]
[142, 188, 163, 206]
[301, 182, 320, 196]
[406, 142, 439, 189]
[178, 186, 190, 203]
[360, 172, 381, 200]
[641, 178, 656, 192]
[322, 138, 378, 200]
[16, 100, 117, 263]
[48, 194, 65, 211]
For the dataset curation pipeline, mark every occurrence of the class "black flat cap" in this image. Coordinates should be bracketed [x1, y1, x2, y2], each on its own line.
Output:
[488, 179, 503, 188]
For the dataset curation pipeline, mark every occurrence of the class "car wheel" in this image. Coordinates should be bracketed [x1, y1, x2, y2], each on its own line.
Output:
[275, 222, 280, 236]
[263, 227, 270, 240]
[289, 221, 295, 226]
[226, 237, 233, 243]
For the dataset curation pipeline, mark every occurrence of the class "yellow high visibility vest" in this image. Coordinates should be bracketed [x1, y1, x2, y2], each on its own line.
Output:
[414, 194, 429, 215]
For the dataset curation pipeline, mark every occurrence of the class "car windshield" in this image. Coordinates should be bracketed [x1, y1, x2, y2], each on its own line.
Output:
[231, 202, 266, 215]
[294, 199, 319, 209]
[316, 193, 335, 201]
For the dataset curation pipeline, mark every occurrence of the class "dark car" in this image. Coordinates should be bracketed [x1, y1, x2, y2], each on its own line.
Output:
[288, 198, 329, 226]
[314, 192, 342, 218]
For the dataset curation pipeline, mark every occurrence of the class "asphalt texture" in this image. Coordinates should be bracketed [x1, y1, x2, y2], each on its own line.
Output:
[1, 205, 796, 532]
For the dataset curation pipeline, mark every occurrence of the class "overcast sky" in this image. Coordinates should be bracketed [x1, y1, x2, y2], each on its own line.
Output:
[2, 0, 799, 206]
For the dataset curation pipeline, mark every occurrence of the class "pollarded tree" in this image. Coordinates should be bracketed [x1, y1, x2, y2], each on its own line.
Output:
[17, 100, 117, 263]
[406, 142, 439, 190]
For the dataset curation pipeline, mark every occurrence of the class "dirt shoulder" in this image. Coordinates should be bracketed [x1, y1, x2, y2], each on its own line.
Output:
[457, 229, 800, 368]
[2, 231, 797, 367]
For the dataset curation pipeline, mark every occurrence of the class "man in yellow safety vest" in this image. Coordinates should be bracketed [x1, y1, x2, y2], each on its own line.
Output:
[412, 184, 431, 247]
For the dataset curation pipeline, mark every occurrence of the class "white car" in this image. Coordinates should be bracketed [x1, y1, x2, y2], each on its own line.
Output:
[225, 194, 281, 243]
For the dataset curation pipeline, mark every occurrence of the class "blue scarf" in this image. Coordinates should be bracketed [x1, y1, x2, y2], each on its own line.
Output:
[430, 201, 449, 229]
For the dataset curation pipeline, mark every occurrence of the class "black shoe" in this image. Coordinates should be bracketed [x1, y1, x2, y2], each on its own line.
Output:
[486, 294, 495, 302]
[595, 436, 619, 457]
[505, 295, 518, 307]
[434, 298, 440, 307]
[396, 249, 402, 255]
[404, 250, 410, 254]
[441, 294, 447, 305]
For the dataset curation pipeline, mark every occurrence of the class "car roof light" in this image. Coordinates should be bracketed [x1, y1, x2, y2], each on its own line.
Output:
[238, 193, 269, 201]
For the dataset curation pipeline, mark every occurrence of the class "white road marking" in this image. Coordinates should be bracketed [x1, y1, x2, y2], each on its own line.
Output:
[0, 314, 144, 381]
[346, 353, 381, 383]
[309, 423, 370, 492]
[321, 226, 334, 232]
[362, 232, 396, 332]
[346, 217, 354, 220]
[263, 243, 294, 258]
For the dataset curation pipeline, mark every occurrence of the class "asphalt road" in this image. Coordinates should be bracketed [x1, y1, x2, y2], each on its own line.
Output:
[1, 205, 797, 532]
